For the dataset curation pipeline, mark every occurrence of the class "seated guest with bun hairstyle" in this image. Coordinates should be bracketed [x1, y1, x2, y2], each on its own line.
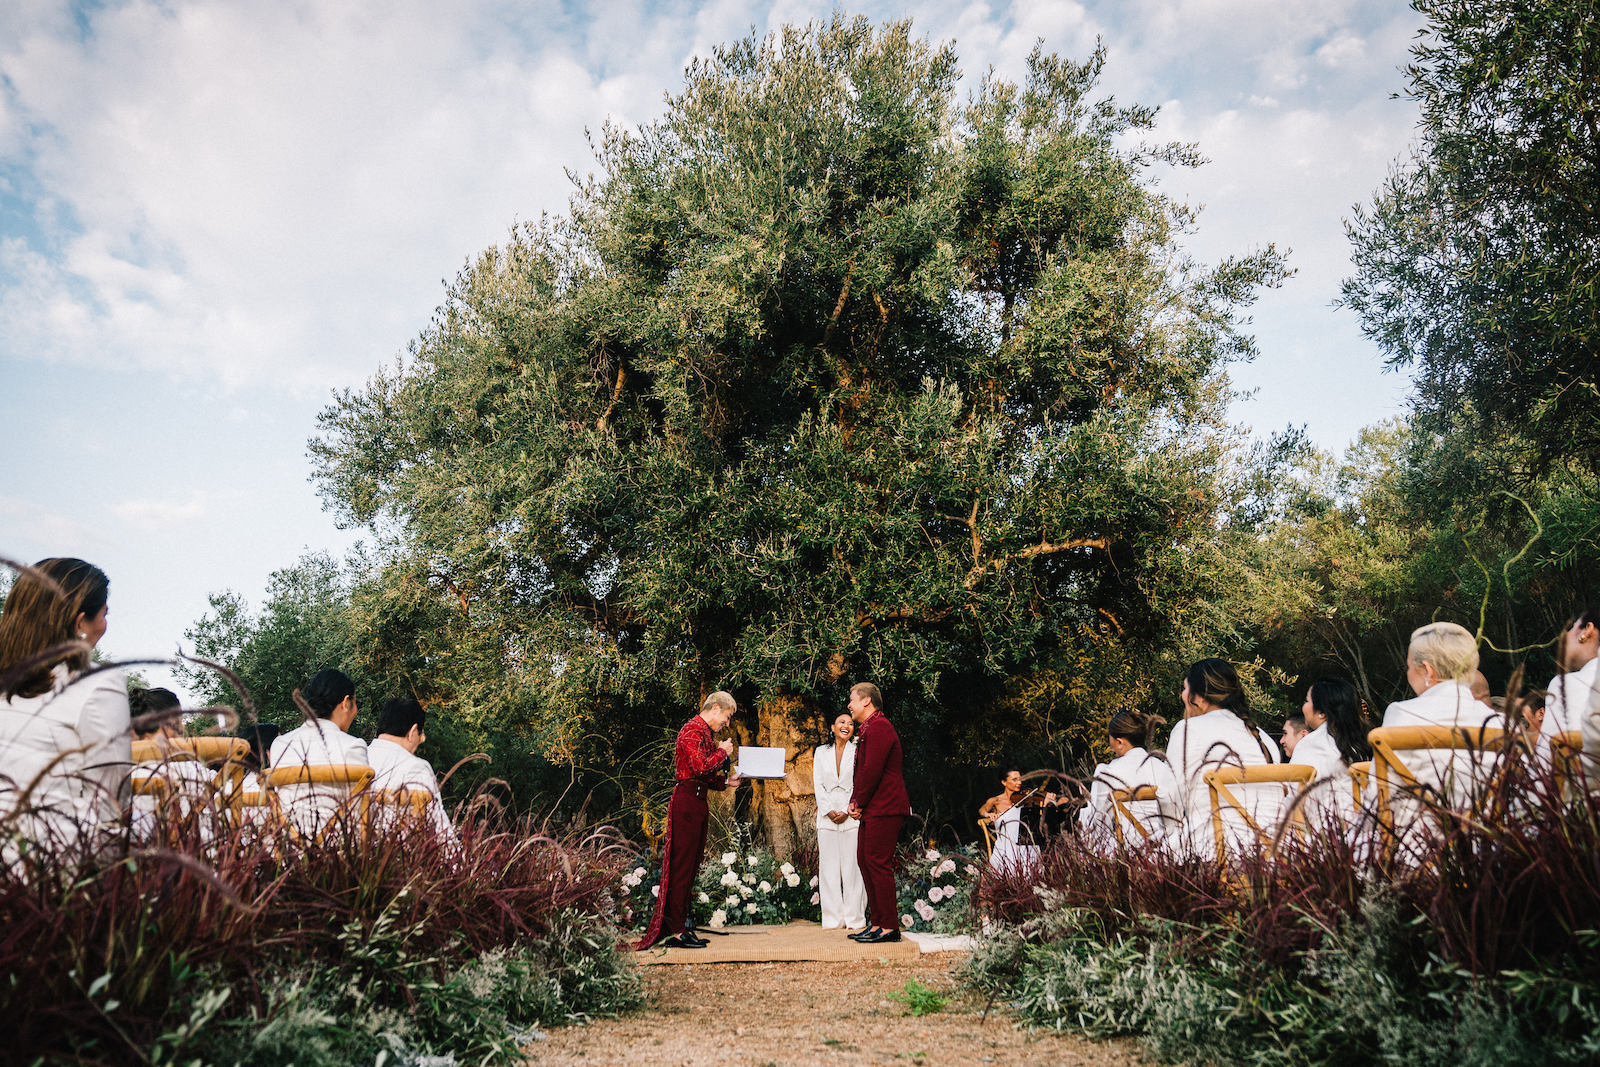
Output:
[1080, 709, 1180, 849]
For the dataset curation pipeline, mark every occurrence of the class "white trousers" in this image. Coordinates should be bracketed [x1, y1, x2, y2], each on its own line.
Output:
[816, 825, 867, 928]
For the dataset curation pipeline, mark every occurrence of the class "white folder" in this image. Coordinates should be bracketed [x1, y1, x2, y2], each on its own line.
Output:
[735, 746, 787, 779]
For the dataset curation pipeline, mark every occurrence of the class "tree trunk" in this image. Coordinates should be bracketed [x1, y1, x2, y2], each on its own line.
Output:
[748, 690, 822, 862]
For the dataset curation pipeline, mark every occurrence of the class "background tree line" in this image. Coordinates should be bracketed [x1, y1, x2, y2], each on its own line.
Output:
[179, 3, 1597, 853]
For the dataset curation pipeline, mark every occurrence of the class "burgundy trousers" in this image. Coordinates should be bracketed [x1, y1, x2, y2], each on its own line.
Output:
[635, 781, 709, 948]
[856, 814, 905, 930]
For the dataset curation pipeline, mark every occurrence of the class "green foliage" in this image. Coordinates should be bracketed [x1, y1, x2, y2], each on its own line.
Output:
[1342, 0, 1600, 480]
[887, 978, 946, 1017]
[306, 16, 1285, 833]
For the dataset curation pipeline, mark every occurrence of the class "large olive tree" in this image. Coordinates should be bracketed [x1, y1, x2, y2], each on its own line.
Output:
[311, 17, 1284, 855]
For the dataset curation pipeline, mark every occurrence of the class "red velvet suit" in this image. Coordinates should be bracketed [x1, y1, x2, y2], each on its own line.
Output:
[634, 715, 729, 949]
[849, 711, 911, 929]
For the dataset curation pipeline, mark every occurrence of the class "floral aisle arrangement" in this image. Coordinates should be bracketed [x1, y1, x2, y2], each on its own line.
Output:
[621, 827, 815, 930]
[896, 844, 981, 933]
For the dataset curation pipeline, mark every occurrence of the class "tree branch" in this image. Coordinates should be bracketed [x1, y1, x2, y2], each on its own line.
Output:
[962, 537, 1110, 589]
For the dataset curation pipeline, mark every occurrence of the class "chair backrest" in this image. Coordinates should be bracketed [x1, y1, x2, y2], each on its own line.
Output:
[265, 764, 376, 790]
[1550, 729, 1585, 793]
[132, 736, 251, 765]
[1348, 761, 1373, 807]
[1109, 785, 1159, 846]
[1366, 725, 1508, 820]
[1203, 764, 1315, 857]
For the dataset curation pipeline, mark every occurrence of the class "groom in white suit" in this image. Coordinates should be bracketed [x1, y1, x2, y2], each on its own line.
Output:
[813, 711, 868, 929]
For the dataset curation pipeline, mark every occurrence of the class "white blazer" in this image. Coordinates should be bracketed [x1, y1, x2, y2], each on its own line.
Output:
[1080, 746, 1181, 846]
[813, 741, 858, 831]
[1166, 709, 1283, 856]
[368, 737, 456, 844]
[1380, 680, 1503, 811]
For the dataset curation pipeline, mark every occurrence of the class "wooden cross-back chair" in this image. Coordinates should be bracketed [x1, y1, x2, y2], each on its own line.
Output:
[131, 736, 253, 813]
[1109, 785, 1160, 847]
[1549, 729, 1586, 794]
[1203, 764, 1315, 858]
[263, 763, 376, 844]
[1349, 762, 1373, 807]
[1366, 725, 1509, 817]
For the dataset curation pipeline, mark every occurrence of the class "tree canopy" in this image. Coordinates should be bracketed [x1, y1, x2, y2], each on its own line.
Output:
[1342, 0, 1600, 482]
[309, 17, 1286, 848]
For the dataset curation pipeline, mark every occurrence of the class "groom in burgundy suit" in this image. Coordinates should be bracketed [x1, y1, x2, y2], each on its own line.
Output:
[845, 682, 911, 943]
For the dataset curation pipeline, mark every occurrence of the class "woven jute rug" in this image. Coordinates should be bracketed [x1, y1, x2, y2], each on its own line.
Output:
[636, 921, 969, 965]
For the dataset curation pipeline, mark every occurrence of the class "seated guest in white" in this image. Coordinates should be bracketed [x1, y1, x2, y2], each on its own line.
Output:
[367, 698, 456, 844]
[1166, 658, 1283, 859]
[1280, 714, 1309, 760]
[129, 687, 213, 837]
[269, 669, 368, 834]
[0, 558, 130, 864]
[812, 712, 866, 929]
[1079, 709, 1180, 849]
[1291, 676, 1370, 825]
[1543, 607, 1597, 753]
[1380, 622, 1503, 821]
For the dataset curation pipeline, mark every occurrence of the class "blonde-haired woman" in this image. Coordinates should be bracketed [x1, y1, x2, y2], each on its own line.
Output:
[813, 712, 866, 929]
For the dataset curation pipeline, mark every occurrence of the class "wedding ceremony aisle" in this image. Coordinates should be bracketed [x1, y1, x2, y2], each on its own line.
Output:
[527, 924, 1140, 1065]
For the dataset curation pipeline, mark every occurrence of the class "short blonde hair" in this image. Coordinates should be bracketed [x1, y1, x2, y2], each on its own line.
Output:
[1408, 622, 1479, 681]
[701, 690, 737, 714]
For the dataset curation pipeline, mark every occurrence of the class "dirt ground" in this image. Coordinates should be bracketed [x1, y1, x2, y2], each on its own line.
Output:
[526, 955, 1143, 1066]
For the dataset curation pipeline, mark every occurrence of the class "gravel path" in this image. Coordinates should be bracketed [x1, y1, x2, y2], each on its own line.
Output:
[527, 956, 1142, 1065]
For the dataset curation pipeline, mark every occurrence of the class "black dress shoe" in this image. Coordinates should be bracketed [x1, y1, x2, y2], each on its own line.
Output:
[860, 928, 902, 943]
[661, 935, 706, 948]
[848, 927, 882, 941]
[679, 931, 709, 947]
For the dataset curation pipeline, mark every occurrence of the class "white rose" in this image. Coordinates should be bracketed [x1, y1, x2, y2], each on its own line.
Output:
[964, 864, 979, 877]
[726, 894, 740, 907]
[747, 854, 759, 866]
[745, 902, 758, 914]
[722, 852, 738, 865]
[758, 881, 772, 894]
[901, 913, 915, 928]
[809, 875, 819, 888]
[785, 873, 800, 887]
[916, 899, 935, 921]
[928, 886, 944, 903]
[651, 885, 660, 897]
[779, 862, 794, 875]
[633, 866, 647, 879]
[936, 859, 956, 876]
[743, 872, 757, 885]
[810, 892, 820, 905]
[739, 884, 753, 898]
[698, 892, 710, 904]
[720, 871, 738, 886]
[710, 909, 727, 928]
[925, 849, 940, 861]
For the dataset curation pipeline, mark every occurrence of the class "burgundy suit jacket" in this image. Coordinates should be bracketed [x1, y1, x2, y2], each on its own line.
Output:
[674, 716, 729, 789]
[849, 712, 911, 817]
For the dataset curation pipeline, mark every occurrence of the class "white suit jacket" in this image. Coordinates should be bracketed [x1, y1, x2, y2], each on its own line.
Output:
[1166, 709, 1282, 855]
[0, 666, 131, 858]
[269, 718, 369, 830]
[813, 741, 858, 831]
[368, 737, 456, 842]
[1080, 746, 1181, 846]
[1380, 680, 1503, 810]
[1544, 658, 1597, 741]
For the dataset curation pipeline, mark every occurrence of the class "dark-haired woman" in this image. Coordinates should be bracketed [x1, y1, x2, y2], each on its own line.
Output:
[1080, 710, 1180, 849]
[812, 712, 866, 929]
[1290, 676, 1369, 824]
[1166, 658, 1282, 857]
[0, 558, 131, 861]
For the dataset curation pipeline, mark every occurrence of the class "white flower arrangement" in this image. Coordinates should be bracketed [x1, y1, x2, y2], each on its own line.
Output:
[722, 852, 738, 865]
[720, 871, 739, 887]
[745, 902, 758, 914]
[725, 894, 740, 907]
[710, 909, 728, 928]
[779, 862, 794, 876]
[738, 884, 753, 899]
[758, 880, 773, 894]
[784, 873, 800, 887]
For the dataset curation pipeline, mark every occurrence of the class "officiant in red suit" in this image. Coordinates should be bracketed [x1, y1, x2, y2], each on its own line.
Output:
[845, 682, 912, 944]
[635, 691, 742, 949]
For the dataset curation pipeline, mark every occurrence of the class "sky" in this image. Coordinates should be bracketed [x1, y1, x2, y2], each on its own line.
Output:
[0, 0, 1426, 699]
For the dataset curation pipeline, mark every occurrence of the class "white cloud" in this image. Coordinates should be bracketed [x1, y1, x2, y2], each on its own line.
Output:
[110, 489, 244, 530]
[0, 495, 112, 557]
